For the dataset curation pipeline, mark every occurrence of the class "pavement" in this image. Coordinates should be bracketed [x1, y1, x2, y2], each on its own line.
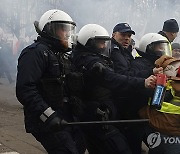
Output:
[0, 78, 46, 154]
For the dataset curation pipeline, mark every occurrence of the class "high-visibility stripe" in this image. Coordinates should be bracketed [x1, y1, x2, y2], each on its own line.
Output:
[157, 101, 180, 114]
[148, 81, 180, 114]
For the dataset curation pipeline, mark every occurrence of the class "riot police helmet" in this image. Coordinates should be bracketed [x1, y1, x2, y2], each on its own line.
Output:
[35, 9, 76, 49]
[77, 24, 111, 57]
[138, 33, 171, 57]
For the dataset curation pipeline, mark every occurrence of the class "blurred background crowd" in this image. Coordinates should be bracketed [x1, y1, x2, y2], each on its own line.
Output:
[0, 0, 180, 84]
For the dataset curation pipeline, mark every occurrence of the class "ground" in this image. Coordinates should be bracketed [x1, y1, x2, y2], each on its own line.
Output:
[0, 78, 45, 154]
[0, 77, 148, 154]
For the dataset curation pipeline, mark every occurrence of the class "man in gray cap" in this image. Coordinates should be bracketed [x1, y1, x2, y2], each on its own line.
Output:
[158, 19, 179, 43]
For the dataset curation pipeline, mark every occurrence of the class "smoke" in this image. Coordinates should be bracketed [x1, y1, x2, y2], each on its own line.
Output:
[0, 0, 180, 81]
[59, 0, 180, 42]
[1, 0, 180, 43]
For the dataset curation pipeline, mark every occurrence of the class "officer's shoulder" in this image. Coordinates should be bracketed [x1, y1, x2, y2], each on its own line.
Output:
[27, 42, 40, 49]
[21, 42, 48, 57]
[28, 42, 48, 50]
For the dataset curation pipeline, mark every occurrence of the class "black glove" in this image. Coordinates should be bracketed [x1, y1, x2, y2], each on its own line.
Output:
[40, 107, 66, 132]
[91, 62, 106, 74]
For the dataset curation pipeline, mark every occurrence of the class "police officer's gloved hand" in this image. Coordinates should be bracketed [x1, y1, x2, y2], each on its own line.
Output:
[92, 62, 106, 73]
[40, 107, 67, 132]
[91, 62, 106, 78]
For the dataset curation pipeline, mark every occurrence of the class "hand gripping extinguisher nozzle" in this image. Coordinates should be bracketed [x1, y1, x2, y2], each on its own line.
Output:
[151, 74, 167, 110]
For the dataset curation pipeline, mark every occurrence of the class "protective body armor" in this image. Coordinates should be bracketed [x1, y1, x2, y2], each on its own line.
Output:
[38, 49, 64, 110]
[16, 39, 75, 132]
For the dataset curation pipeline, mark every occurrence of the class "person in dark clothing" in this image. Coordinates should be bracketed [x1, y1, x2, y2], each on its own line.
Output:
[111, 22, 162, 76]
[158, 19, 179, 43]
[0, 40, 14, 84]
[110, 23, 163, 154]
[132, 33, 171, 154]
[134, 33, 171, 78]
[72, 24, 157, 154]
[158, 19, 179, 56]
[111, 23, 136, 75]
[132, 33, 170, 114]
[16, 9, 86, 154]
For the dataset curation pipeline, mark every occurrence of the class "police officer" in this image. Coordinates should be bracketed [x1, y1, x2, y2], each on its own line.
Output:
[72, 24, 156, 154]
[136, 34, 180, 154]
[110, 23, 164, 154]
[133, 33, 170, 76]
[111, 23, 162, 76]
[132, 33, 170, 153]
[111, 23, 136, 75]
[16, 9, 86, 154]
[132, 33, 170, 112]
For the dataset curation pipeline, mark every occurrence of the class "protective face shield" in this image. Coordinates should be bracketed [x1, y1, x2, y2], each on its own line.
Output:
[138, 33, 170, 57]
[77, 24, 111, 57]
[86, 37, 111, 57]
[36, 9, 76, 49]
[164, 42, 171, 57]
[148, 41, 170, 57]
[43, 22, 76, 48]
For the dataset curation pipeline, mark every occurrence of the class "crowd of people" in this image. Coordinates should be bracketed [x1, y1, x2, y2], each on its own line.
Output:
[16, 9, 180, 154]
[0, 37, 16, 84]
[0, 26, 36, 84]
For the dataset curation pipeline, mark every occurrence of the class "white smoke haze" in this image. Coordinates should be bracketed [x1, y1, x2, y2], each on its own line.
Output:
[1, 0, 180, 44]
[60, 0, 180, 45]
[0, 0, 180, 58]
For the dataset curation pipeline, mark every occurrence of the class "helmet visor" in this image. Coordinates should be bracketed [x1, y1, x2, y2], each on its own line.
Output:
[164, 43, 172, 56]
[45, 22, 76, 48]
[93, 38, 111, 57]
[154, 42, 171, 57]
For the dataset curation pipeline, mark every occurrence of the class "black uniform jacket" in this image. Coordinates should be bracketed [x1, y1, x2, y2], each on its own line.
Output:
[72, 44, 145, 96]
[125, 51, 156, 118]
[16, 36, 66, 133]
[110, 38, 153, 77]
